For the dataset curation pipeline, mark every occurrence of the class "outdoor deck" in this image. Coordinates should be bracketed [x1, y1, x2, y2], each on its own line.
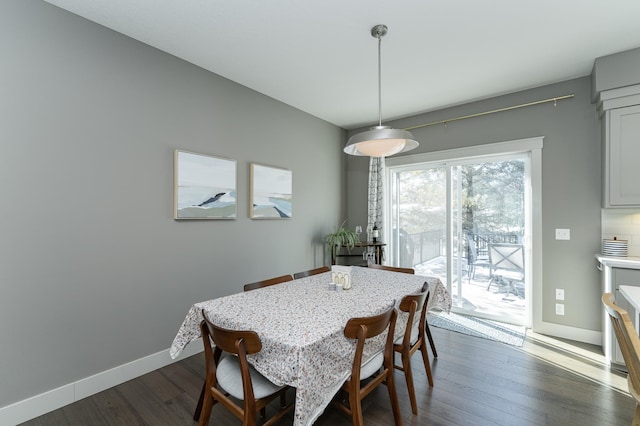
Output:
[415, 255, 526, 325]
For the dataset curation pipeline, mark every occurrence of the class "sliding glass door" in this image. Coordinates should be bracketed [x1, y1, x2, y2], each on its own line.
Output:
[387, 152, 530, 326]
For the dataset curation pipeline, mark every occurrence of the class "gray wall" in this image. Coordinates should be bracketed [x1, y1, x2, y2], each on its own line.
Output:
[346, 77, 603, 332]
[0, 0, 345, 407]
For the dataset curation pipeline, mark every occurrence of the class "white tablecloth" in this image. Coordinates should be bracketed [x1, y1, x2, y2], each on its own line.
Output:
[170, 267, 450, 426]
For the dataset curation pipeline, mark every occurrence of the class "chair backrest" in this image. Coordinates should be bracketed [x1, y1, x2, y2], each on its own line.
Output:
[368, 263, 415, 274]
[602, 293, 640, 394]
[399, 282, 428, 315]
[243, 274, 293, 292]
[201, 310, 262, 355]
[398, 283, 428, 335]
[488, 243, 524, 272]
[293, 266, 330, 279]
[344, 305, 397, 383]
[467, 236, 479, 263]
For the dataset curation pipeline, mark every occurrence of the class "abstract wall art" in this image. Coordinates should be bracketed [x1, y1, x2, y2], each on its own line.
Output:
[250, 163, 292, 219]
[174, 150, 237, 219]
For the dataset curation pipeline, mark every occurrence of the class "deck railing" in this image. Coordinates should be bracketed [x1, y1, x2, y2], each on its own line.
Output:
[466, 232, 522, 258]
[402, 230, 522, 267]
[406, 230, 442, 266]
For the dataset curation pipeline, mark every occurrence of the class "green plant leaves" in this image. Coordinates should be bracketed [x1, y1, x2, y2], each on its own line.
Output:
[325, 221, 359, 258]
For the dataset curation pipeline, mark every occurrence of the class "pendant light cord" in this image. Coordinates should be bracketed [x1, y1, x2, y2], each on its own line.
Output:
[377, 34, 382, 127]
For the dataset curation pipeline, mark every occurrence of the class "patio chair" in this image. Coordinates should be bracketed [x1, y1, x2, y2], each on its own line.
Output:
[487, 243, 524, 297]
[466, 236, 491, 281]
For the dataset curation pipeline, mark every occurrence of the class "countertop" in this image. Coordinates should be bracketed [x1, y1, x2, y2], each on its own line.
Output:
[596, 254, 640, 269]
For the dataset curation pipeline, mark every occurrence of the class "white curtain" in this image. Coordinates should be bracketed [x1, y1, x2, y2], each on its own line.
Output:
[367, 156, 385, 247]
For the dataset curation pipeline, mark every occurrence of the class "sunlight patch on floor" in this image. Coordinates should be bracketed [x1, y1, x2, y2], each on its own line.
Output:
[522, 330, 629, 394]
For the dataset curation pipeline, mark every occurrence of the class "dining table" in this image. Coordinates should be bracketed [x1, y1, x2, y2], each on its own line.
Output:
[170, 267, 451, 426]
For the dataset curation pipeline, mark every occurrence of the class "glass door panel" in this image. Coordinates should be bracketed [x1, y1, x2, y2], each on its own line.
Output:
[388, 154, 529, 326]
[390, 166, 446, 273]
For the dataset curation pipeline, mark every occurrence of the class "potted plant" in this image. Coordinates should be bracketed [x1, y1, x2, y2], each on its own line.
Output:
[325, 221, 359, 264]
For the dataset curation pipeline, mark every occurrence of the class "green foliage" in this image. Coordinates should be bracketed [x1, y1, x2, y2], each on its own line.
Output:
[391, 159, 525, 236]
[325, 221, 359, 259]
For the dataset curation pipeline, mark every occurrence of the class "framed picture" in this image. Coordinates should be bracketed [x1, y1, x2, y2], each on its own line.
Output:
[250, 163, 292, 219]
[174, 150, 237, 219]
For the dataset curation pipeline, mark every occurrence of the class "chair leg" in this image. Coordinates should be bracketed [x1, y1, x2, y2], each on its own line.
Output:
[401, 350, 418, 415]
[349, 387, 364, 426]
[425, 321, 438, 358]
[486, 276, 494, 290]
[198, 393, 214, 426]
[193, 380, 206, 421]
[386, 369, 403, 426]
[419, 341, 434, 387]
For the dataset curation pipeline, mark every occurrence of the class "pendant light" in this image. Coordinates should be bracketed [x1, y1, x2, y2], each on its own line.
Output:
[344, 24, 419, 157]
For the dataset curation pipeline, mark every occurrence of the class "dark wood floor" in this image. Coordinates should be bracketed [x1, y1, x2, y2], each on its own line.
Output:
[21, 326, 636, 425]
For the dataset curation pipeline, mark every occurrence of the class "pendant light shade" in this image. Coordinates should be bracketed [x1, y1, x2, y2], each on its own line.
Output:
[344, 126, 419, 156]
[344, 25, 419, 157]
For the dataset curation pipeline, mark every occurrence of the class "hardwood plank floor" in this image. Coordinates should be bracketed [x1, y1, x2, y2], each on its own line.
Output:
[21, 327, 636, 425]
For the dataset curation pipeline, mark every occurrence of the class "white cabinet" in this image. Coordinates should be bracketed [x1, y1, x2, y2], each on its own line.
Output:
[604, 104, 640, 207]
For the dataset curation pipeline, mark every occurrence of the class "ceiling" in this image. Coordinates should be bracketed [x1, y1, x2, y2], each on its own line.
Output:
[43, 0, 640, 130]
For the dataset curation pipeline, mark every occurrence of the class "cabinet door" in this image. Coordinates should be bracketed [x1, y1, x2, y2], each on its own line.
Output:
[614, 268, 640, 287]
[607, 105, 640, 206]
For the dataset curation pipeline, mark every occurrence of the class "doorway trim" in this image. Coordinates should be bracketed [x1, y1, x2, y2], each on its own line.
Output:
[385, 137, 543, 330]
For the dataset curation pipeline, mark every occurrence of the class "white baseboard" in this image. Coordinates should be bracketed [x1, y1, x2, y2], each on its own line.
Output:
[0, 344, 203, 426]
[535, 321, 602, 346]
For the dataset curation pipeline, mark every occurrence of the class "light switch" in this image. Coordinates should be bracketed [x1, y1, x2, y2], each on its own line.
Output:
[555, 229, 570, 240]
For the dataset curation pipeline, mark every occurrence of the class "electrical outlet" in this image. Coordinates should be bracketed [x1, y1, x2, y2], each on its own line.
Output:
[555, 228, 570, 240]
[556, 289, 565, 300]
[555, 303, 565, 315]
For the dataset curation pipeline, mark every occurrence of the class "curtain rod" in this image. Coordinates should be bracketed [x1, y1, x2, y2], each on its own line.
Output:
[404, 94, 575, 131]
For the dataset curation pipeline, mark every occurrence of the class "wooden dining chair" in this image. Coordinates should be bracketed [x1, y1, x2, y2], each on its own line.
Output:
[293, 266, 330, 279]
[394, 283, 432, 415]
[602, 293, 640, 425]
[194, 278, 293, 420]
[196, 310, 294, 426]
[332, 306, 402, 426]
[368, 263, 415, 274]
[243, 274, 293, 292]
[368, 264, 438, 358]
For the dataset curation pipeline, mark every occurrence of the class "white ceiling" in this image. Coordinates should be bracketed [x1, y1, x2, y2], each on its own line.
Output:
[43, 0, 640, 129]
